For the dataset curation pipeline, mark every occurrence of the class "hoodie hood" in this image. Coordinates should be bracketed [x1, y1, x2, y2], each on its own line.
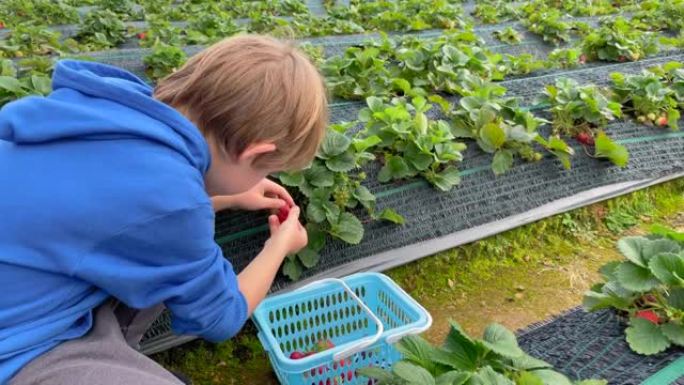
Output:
[0, 60, 210, 174]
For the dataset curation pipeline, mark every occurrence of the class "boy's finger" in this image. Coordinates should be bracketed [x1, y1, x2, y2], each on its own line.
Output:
[268, 215, 280, 234]
[271, 183, 295, 207]
[263, 197, 286, 210]
[286, 206, 301, 222]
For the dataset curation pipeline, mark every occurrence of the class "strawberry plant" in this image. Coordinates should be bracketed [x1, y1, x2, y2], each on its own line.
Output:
[0, 0, 79, 26]
[277, 123, 404, 281]
[358, 320, 606, 385]
[138, 15, 185, 48]
[185, 13, 241, 44]
[610, 68, 681, 130]
[472, 3, 500, 24]
[650, 61, 684, 111]
[522, 7, 574, 45]
[538, 78, 628, 167]
[0, 24, 65, 58]
[493, 27, 523, 45]
[322, 32, 513, 100]
[546, 48, 585, 69]
[359, 96, 467, 191]
[96, 0, 142, 20]
[501, 54, 546, 76]
[0, 58, 51, 106]
[450, 77, 574, 174]
[143, 44, 187, 81]
[580, 17, 658, 62]
[632, 0, 684, 32]
[348, 0, 467, 32]
[584, 230, 684, 355]
[76, 9, 128, 50]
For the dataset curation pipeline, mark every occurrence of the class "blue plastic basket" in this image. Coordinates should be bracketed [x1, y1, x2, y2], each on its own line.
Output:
[253, 273, 432, 385]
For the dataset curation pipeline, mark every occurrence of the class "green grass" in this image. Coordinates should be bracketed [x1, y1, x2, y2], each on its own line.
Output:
[153, 178, 684, 384]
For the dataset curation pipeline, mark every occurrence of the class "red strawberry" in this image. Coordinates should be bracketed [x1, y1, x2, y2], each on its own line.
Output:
[137, 31, 147, 39]
[656, 116, 668, 127]
[0, 22, 5, 29]
[346, 370, 353, 381]
[618, 55, 626, 62]
[579, 54, 587, 64]
[290, 351, 306, 359]
[636, 310, 661, 324]
[576, 132, 594, 146]
[277, 205, 290, 223]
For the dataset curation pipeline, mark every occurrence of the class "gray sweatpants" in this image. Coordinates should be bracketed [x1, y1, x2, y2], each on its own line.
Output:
[10, 300, 184, 385]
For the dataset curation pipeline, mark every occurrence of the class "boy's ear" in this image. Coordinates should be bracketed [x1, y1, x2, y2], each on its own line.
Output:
[238, 142, 277, 163]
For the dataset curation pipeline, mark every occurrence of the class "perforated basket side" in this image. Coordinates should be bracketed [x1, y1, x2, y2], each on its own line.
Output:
[345, 273, 428, 335]
[253, 281, 381, 364]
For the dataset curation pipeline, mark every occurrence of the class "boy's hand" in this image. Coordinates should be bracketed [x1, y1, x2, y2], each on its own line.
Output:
[266, 206, 307, 256]
[212, 179, 294, 212]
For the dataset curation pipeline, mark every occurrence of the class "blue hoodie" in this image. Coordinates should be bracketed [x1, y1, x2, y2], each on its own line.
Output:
[0, 60, 248, 383]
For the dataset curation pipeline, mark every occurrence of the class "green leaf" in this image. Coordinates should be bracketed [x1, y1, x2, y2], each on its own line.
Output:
[0, 76, 24, 93]
[625, 317, 671, 355]
[481, 323, 524, 358]
[492, 150, 514, 176]
[533, 370, 573, 385]
[357, 367, 395, 382]
[278, 172, 304, 187]
[378, 208, 405, 224]
[594, 131, 629, 167]
[438, 321, 482, 371]
[436, 372, 470, 385]
[642, 239, 681, 261]
[306, 201, 327, 223]
[321, 130, 352, 157]
[352, 186, 376, 209]
[667, 288, 684, 310]
[282, 257, 303, 281]
[326, 151, 356, 172]
[599, 261, 621, 281]
[379, 155, 413, 182]
[509, 353, 552, 370]
[618, 236, 648, 267]
[367, 96, 385, 112]
[329, 212, 364, 244]
[429, 166, 461, 192]
[661, 322, 684, 346]
[474, 366, 514, 385]
[649, 253, 684, 286]
[515, 371, 544, 385]
[616, 262, 660, 292]
[354, 135, 382, 152]
[392, 361, 435, 385]
[297, 248, 320, 269]
[480, 122, 506, 150]
[304, 164, 335, 187]
[396, 335, 440, 373]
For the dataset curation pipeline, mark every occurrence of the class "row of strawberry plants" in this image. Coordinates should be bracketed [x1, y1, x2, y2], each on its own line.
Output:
[275, 60, 684, 280]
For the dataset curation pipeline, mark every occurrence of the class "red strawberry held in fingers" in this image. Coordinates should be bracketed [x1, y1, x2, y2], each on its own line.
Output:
[636, 310, 661, 324]
[277, 205, 290, 223]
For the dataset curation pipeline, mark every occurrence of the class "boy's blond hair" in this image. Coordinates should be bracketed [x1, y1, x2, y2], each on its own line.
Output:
[155, 35, 328, 170]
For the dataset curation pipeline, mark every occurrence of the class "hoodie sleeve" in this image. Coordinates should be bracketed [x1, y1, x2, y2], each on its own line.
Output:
[73, 203, 248, 342]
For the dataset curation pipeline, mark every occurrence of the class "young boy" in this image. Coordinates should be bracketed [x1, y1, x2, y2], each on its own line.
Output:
[0, 35, 328, 385]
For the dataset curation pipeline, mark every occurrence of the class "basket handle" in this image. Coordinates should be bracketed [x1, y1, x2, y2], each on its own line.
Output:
[295, 278, 384, 361]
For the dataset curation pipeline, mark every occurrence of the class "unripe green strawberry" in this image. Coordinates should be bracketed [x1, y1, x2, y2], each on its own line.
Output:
[647, 112, 656, 121]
